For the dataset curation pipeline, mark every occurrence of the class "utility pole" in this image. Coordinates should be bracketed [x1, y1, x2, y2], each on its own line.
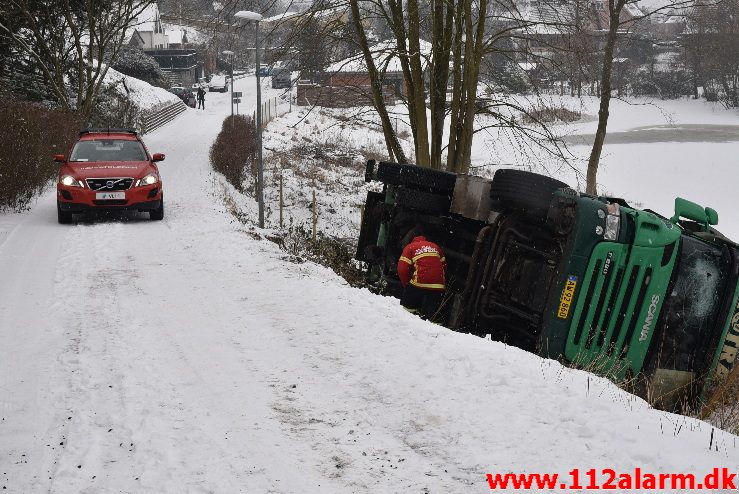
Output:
[234, 10, 264, 228]
[221, 50, 234, 120]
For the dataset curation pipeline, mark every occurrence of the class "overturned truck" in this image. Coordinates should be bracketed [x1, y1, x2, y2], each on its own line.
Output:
[356, 160, 739, 410]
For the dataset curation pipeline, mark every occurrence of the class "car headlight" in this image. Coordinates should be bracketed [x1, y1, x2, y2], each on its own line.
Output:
[137, 174, 159, 187]
[60, 175, 84, 187]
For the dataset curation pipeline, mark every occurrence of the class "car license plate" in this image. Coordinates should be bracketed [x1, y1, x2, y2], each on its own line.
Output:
[96, 191, 125, 200]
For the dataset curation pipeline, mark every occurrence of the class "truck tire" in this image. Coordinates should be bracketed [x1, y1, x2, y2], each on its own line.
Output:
[489, 169, 569, 218]
[377, 162, 457, 193]
[395, 188, 451, 215]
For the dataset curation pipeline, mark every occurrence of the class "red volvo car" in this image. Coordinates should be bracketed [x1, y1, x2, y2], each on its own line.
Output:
[56, 128, 165, 223]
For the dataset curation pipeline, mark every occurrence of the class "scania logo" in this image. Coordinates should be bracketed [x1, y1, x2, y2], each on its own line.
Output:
[639, 294, 661, 342]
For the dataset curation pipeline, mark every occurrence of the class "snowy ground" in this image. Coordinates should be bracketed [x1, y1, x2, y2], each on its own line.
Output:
[1, 78, 737, 493]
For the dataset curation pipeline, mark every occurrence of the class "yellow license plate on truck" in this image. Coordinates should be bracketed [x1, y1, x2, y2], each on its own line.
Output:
[557, 275, 578, 319]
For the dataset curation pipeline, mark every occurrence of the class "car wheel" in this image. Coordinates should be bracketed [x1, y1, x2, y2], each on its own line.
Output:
[489, 169, 569, 218]
[150, 197, 164, 220]
[395, 188, 451, 215]
[57, 203, 74, 224]
[376, 162, 457, 193]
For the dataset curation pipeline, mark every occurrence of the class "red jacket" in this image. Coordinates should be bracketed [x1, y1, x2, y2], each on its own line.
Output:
[397, 236, 446, 291]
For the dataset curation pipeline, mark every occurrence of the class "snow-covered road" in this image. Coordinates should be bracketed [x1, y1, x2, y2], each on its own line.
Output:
[1, 77, 737, 493]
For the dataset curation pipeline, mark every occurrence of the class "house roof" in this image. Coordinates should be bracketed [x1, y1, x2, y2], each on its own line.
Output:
[327, 39, 432, 74]
[125, 30, 146, 45]
[131, 3, 161, 33]
[518, 62, 537, 71]
[262, 5, 348, 26]
[516, 0, 644, 35]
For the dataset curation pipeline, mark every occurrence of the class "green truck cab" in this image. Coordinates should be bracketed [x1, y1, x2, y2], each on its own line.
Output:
[357, 161, 739, 410]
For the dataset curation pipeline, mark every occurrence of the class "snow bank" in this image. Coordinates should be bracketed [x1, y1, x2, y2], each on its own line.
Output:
[102, 66, 180, 111]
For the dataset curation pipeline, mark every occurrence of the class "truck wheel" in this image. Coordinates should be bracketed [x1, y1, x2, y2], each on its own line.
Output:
[395, 188, 451, 215]
[377, 162, 457, 193]
[489, 169, 569, 218]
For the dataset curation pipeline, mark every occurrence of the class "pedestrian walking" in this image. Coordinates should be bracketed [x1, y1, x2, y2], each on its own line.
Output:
[197, 87, 205, 109]
[397, 227, 447, 321]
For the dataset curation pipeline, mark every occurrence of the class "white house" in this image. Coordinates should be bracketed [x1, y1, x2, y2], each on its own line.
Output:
[128, 3, 169, 50]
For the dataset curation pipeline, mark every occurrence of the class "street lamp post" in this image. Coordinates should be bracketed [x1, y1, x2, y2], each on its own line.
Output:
[222, 50, 234, 118]
[234, 10, 264, 229]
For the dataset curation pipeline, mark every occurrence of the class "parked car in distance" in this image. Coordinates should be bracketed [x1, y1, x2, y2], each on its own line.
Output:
[258, 64, 272, 77]
[208, 74, 229, 92]
[271, 67, 291, 89]
[169, 86, 196, 107]
[55, 128, 166, 223]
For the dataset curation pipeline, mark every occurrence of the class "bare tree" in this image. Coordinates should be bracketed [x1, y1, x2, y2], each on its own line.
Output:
[347, 0, 581, 174]
[585, 0, 706, 194]
[349, 0, 409, 162]
[347, 0, 492, 172]
[684, 0, 739, 108]
[0, 0, 155, 118]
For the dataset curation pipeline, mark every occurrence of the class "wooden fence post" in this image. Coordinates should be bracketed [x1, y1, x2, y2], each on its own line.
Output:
[279, 174, 283, 228]
[312, 190, 317, 242]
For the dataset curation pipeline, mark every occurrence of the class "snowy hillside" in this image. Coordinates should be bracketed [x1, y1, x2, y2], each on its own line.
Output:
[255, 95, 739, 245]
[0, 77, 737, 493]
[103, 66, 180, 110]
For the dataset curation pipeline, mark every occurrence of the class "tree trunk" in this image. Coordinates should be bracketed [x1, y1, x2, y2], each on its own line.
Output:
[586, 0, 625, 195]
[349, 0, 408, 163]
[445, 4, 465, 171]
[452, 0, 487, 174]
[386, 0, 430, 166]
[428, 0, 453, 170]
[405, 0, 430, 167]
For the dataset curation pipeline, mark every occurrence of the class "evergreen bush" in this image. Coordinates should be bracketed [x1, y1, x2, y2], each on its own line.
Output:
[111, 46, 169, 88]
[209, 114, 258, 191]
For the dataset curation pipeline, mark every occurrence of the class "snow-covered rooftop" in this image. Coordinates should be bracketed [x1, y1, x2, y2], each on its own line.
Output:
[327, 39, 432, 74]
[164, 23, 209, 45]
[262, 5, 348, 26]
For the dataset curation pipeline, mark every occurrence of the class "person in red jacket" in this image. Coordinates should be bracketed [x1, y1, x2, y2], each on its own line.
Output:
[397, 230, 446, 320]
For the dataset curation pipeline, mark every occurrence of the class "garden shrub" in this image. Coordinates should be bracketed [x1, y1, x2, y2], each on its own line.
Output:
[0, 99, 81, 210]
[209, 114, 258, 191]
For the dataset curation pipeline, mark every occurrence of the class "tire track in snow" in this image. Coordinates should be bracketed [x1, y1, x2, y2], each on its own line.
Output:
[45, 221, 147, 492]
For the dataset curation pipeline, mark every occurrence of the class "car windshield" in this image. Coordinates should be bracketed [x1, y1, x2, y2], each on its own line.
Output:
[70, 139, 147, 162]
[652, 235, 730, 372]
